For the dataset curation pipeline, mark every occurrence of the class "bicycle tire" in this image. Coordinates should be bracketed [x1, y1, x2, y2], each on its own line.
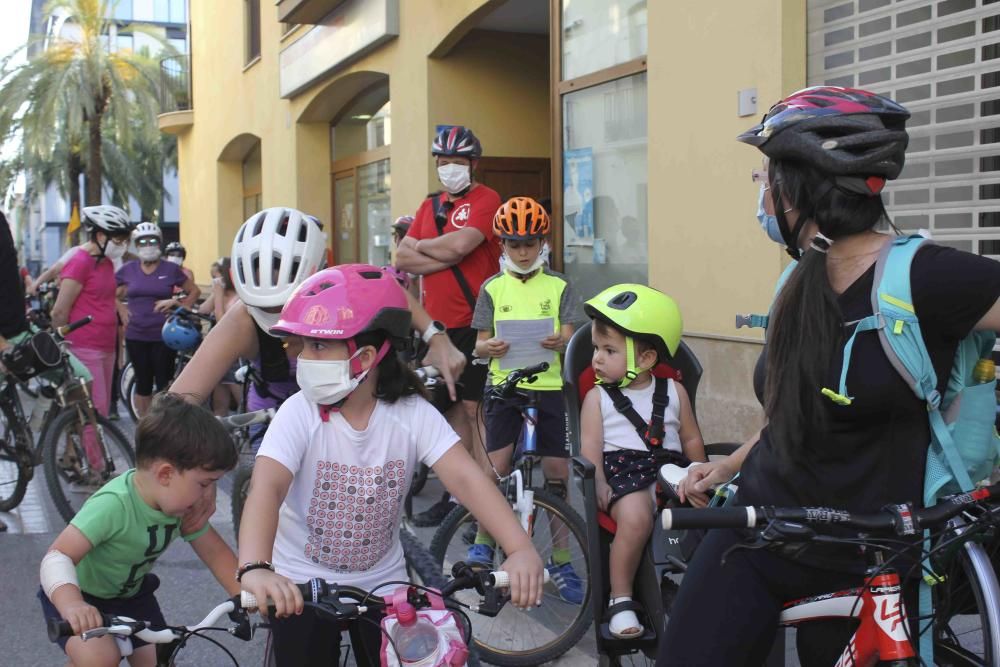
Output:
[933, 533, 1000, 666]
[230, 462, 254, 536]
[401, 525, 449, 589]
[42, 408, 134, 523]
[430, 488, 593, 667]
[0, 407, 32, 511]
[125, 374, 140, 423]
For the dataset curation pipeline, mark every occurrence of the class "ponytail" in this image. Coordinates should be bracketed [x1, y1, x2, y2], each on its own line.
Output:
[762, 160, 887, 463]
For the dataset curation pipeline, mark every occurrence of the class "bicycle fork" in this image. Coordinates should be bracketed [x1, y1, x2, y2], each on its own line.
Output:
[510, 470, 536, 537]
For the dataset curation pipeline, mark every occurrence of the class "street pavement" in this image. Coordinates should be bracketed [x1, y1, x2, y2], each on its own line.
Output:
[0, 389, 799, 666]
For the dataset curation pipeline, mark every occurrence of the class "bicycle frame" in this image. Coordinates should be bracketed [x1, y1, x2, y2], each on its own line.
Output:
[780, 569, 914, 667]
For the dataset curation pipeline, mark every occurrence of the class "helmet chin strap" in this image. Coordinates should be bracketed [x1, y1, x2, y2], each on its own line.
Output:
[596, 336, 650, 389]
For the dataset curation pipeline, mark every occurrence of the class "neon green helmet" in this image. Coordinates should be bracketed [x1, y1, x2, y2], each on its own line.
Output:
[584, 284, 683, 386]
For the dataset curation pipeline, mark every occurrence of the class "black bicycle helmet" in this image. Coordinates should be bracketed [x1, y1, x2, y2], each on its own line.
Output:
[431, 126, 482, 159]
[738, 86, 910, 181]
[164, 241, 187, 260]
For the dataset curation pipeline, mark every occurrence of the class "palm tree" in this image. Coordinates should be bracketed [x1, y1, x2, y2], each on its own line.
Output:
[0, 0, 170, 212]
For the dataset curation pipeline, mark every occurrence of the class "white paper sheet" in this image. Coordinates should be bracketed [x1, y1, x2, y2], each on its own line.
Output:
[496, 318, 556, 371]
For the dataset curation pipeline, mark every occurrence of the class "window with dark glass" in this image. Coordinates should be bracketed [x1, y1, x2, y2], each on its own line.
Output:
[245, 0, 261, 63]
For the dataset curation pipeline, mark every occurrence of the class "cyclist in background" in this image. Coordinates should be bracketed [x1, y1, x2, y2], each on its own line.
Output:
[50, 206, 133, 486]
[581, 284, 705, 639]
[116, 222, 200, 418]
[395, 125, 503, 527]
[468, 197, 586, 604]
[163, 241, 195, 284]
[237, 264, 544, 667]
[664, 87, 1000, 666]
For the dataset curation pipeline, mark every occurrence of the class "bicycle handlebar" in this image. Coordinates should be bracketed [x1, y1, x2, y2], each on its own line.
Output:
[56, 316, 93, 338]
[660, 484, 1000, 535]
[217, 408, 275, 430]
[491, 362, 551, 399]
[47, 598, 240, 643]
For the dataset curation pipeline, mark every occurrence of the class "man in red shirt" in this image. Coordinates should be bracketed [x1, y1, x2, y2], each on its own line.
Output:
[396, 126, 502, 525]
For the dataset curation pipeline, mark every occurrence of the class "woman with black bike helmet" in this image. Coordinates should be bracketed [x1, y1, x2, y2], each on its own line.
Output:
[661, 87, 1000, 666]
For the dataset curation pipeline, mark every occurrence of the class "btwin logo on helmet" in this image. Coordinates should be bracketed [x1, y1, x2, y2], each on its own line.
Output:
[310, 328, 344, 335]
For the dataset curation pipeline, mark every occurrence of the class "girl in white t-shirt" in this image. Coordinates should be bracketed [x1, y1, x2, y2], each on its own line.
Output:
[238, 264, 544, 667]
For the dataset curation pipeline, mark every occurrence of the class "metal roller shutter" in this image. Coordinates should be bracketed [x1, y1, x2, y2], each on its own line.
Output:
[808, 0, 1000, 258]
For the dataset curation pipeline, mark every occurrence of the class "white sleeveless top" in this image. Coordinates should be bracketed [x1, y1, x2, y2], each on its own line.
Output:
[599, 378, 682, 454]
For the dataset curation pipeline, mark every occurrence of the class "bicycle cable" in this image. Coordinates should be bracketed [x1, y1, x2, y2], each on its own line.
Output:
[167, 627, 240, 666]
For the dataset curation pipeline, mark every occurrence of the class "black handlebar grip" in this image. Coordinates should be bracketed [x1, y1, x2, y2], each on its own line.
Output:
[58, 315, 93, 337]
[661, 506, 757, 531]
[47, 618, 74, 641]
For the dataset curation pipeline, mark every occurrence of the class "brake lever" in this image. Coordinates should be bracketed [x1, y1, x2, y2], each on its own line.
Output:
[227, 607, 254, 641]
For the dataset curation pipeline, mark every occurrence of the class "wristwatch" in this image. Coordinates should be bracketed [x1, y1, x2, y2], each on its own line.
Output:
[421, 320, 447, 344]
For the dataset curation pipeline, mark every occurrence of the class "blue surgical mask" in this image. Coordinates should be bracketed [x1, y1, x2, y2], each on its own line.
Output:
[756, 185, 785, 244]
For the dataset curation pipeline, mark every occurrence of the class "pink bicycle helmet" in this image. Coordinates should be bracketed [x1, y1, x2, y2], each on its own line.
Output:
[271, 265, 411, 371]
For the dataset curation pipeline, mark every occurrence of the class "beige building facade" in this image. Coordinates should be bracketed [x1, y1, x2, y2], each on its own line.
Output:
[162, 0, 1000, 444]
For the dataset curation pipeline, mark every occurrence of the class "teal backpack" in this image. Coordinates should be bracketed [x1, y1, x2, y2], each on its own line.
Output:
[744, 234, 1000, 660]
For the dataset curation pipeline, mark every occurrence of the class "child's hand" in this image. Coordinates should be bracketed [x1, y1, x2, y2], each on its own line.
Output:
[596, 479, 613, 512]
[61, 600, 104, 636]
[497, 548, 544, 610]
[240, 569, 303, 619]
[180, 485, 217, 537]
[540, 334, 565, 351]
[484, 337, 509, 358]
[678, 460, 734, 508]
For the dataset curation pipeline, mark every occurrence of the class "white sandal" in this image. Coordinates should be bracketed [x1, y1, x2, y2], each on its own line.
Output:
[608, 596, 644, 639]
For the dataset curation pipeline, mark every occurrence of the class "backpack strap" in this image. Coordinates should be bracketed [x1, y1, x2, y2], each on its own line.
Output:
[736, 261, 798, 332]
[600, 377, 670, 450]
[430, 194, 479, 312]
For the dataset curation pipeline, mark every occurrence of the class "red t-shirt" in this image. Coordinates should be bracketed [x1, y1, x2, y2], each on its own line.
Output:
[409, 185, 502, 328]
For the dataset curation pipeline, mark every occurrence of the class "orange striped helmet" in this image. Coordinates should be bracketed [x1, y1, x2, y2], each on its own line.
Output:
[493, 197, 550, 240]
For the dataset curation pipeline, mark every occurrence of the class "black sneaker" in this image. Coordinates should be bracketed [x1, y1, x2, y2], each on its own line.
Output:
[411, 494, 457, 527]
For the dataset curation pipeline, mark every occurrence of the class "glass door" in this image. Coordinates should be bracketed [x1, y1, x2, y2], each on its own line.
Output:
[332, 171, 357, 264]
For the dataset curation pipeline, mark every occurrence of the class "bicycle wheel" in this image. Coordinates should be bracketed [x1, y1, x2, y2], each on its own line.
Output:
[933, 527, 1000, 666]
[43, 407, 134, 522]
[0, 405, 32, 511]
[402, 525, 448, 589]
[430, 488, 593, 666]
[230, 462, 254, 536]
[124, 373, 140, 423]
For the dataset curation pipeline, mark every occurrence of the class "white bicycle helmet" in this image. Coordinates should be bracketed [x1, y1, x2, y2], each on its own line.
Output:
[82, 205, 132, 234]
[132, 222, 162, 241]
[231, 207, 328, 308]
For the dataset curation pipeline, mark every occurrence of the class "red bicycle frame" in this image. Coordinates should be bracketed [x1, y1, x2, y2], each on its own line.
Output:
[780, 570, 914, 667]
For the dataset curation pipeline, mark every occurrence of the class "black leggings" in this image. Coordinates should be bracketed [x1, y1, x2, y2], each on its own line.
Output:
[125, 339, 176, 396]
[657, 528, 918, 667]
[267, 606, 384, 667]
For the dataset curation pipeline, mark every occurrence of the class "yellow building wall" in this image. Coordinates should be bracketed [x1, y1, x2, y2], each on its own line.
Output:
[646, 0, 805, 442]
[175, 0, 527, 281]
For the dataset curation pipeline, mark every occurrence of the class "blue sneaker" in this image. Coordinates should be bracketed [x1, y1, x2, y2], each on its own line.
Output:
[466, 543, 495, 566]
[546, 560, 585, 605]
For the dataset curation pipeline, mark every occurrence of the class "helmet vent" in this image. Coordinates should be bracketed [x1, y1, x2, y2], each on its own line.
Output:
[252, 214, 266, 238]
[277, 212, 290, 237]
[359, 270, 383, 280]
[608, 292, 638, 310]
[250, 253, 261, 288]
[288, 259, 300, 285]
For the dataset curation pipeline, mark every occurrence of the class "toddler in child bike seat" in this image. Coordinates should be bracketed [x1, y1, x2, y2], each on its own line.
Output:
[236, 264, 544, 667]
[580, 284, 707, 639]
[37, 393, 239, 667]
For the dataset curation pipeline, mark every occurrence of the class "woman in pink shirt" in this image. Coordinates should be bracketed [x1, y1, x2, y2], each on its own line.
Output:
[51, 206, 134, 479]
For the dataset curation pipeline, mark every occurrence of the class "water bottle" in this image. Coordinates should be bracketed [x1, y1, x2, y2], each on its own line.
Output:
[973, 358, 996, 384]
[391, 602, 439, 665]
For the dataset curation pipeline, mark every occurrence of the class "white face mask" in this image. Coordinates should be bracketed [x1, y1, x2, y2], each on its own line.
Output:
[500, 242, 549, 275]
[138, 247, 161, 262]
[437, 163, 471, 195]
[246, 306, 282, 333]
[103, 241, 127, 261]
[166, 255, 183, 265]
[296, 352, 369, 406]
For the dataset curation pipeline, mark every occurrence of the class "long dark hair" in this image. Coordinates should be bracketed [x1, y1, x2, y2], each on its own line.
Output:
[354, 330, 426, 403]
[763, 159, 887, 462]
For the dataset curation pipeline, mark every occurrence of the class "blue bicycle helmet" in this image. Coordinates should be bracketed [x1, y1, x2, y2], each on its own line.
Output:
[162, 315, 201, 351]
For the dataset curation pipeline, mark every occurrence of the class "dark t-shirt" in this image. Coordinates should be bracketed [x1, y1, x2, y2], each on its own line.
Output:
[741, 244, 1000, 516]
[0, 213, 28, 339]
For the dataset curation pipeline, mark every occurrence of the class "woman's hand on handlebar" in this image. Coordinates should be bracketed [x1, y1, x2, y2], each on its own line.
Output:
[240, 569, 303, 619]
[61, 599, 104, 636]
[154, 298, 180, 314]
[423, 334, 467, 402]
[497, 548, 545, 610]
[678, 460, 734, 509]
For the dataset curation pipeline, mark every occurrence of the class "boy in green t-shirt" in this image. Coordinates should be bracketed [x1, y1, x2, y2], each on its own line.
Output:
[38, 393, 239, 666]
[468, 196, 586, 604]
